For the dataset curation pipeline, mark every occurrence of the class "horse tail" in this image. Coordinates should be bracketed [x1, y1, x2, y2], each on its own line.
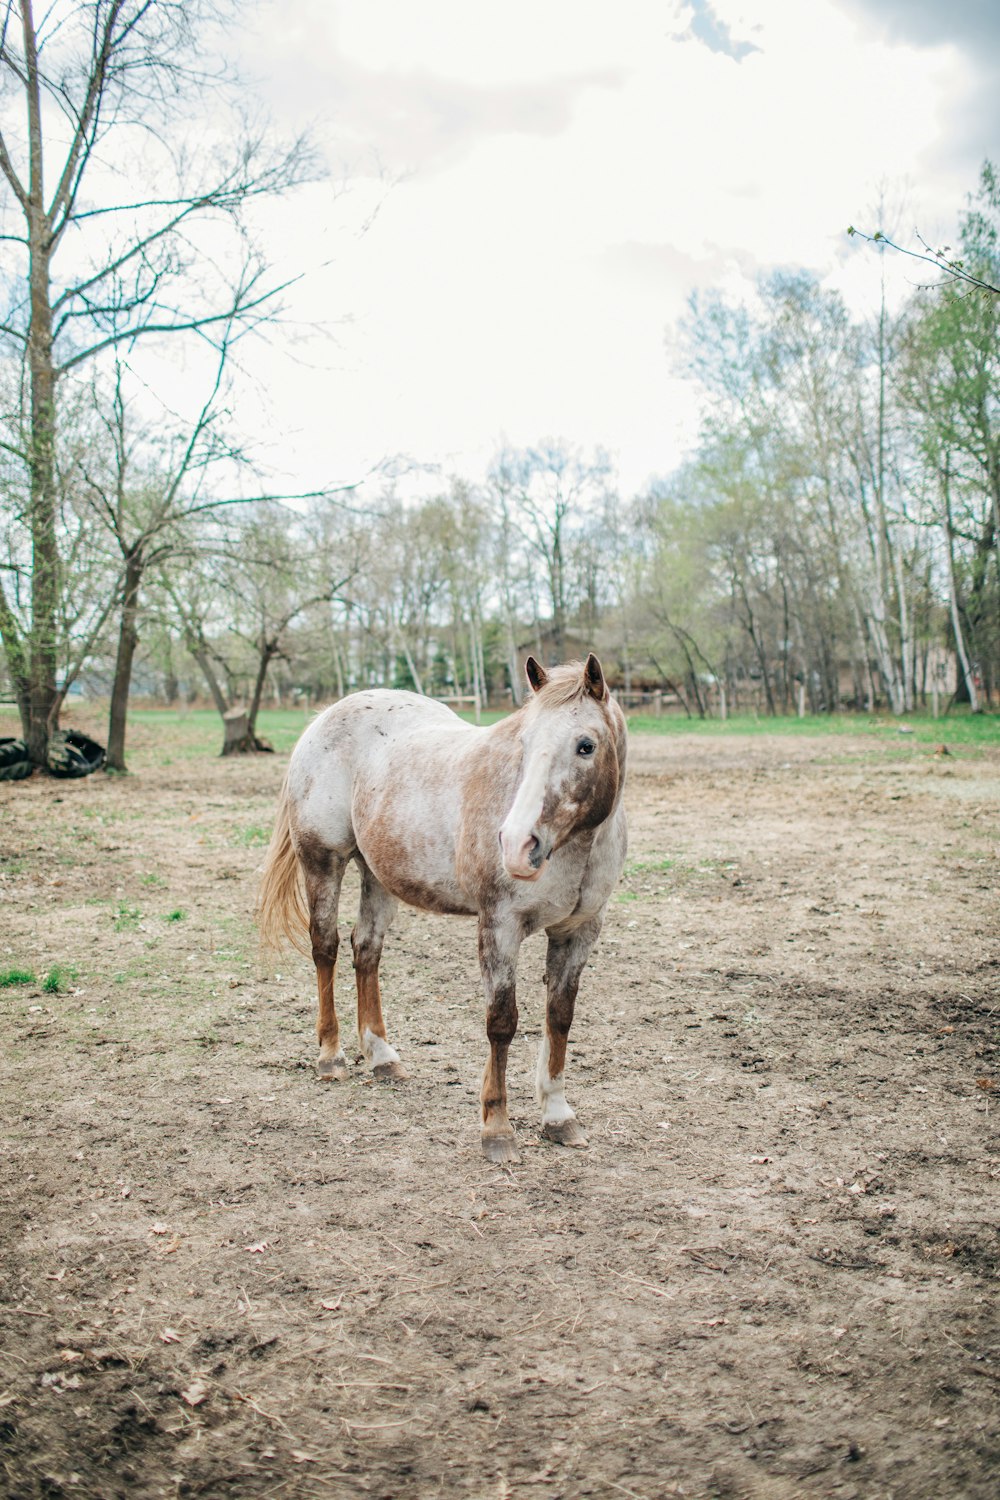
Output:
[256, 777, 310, 955]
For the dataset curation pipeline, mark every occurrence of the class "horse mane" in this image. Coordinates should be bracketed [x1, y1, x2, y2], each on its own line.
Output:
[531, 661, 598, 708]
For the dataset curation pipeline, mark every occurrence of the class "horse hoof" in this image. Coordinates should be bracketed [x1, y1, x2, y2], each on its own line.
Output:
[373, 1060, 408, 1081]
[542, 1118, 588, 1148]
[318, 1055, 349, 1082]
[482, 1132, 518, 1164]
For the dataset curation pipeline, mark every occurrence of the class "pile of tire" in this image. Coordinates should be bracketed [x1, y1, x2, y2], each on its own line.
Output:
[0, 729, 106, 781]
[47, 729, 106, 778]
[0, 738, 32, 781]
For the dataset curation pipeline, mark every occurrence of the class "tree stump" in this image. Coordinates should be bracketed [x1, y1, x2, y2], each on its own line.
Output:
[222, 708, 253, 756]
[221, 708, 274, 756]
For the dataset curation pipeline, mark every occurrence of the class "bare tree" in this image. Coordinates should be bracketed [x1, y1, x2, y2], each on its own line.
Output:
[492, 441, 610, 662]
[76, 343, 353, 769]
[160, 501, 360, 754]
[0, 0, 317, 764]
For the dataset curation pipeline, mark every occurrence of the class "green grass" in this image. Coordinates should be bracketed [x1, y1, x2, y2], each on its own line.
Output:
[0, 967, 36, 988]
[125, 704, 507, 759]
[113, 902, 142, 931]
[42, 964, 78, 993]
[625, 707, 1000, 746]
[231, 823, 270, 848]
[0, 700, 996, 776]
[625, 856, 680, 877]
[619, 854, 733, 898]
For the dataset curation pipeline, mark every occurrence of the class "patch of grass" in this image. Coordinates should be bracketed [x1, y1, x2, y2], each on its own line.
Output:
[619, 853, 735, 902]
[625, 707, 1000, 747]
[42, 964, 78, 994]
[625, 857, 678, 877]
[0, 967, 36, 988]
[232, 823, 270, 849]
[113, 902, 142, 931]
[141, 872, 167, 888]
[122, 707, 312, 761]
[164, 908, 187, 922]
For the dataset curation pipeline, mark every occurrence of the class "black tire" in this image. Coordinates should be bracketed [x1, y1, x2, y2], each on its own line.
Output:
[0, 737, 32, 781]
[46, 729, 106, 778]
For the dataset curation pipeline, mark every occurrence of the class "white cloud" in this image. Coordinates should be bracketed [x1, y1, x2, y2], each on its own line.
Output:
[217, 0, 990, 500]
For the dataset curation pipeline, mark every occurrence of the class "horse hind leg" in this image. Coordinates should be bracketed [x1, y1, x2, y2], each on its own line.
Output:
[305, 855, 349, 1082]
[536, 921, 600, 1148]
[352, 858, 407, 1081]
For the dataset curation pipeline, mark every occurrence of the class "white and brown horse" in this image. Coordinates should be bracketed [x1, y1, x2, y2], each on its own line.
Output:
[257, 654, 628, 1161]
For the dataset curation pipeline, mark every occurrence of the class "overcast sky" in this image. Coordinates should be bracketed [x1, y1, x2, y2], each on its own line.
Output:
[220, 0, 997, 500]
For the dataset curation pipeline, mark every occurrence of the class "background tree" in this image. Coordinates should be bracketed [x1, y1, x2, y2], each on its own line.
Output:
[494, 441, 611, 662]
[0, 0, 315, 764]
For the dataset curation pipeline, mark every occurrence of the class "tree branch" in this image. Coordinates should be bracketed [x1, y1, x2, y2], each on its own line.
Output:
[847, 226, 1000, 297]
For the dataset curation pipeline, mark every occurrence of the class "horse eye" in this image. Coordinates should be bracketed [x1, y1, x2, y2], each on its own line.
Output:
[576, 738, 596, 757]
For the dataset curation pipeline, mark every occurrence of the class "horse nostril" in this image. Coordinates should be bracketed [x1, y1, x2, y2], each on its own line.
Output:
[528, 835, 543, 869]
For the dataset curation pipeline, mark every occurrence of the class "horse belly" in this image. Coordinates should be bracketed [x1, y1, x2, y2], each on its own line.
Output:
[353, 754, 477, 917]
[288, 694, 474, 873]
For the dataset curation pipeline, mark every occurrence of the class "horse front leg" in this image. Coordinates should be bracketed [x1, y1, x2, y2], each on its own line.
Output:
[536, 918, 601, 1147]
[478, 915, 522, 1163]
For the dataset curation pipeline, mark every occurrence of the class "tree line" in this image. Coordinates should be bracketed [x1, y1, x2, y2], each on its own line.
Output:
[1, 4, 997, 775]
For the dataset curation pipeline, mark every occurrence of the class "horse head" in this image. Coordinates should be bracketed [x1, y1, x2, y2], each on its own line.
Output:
[499, 654, 626, 882]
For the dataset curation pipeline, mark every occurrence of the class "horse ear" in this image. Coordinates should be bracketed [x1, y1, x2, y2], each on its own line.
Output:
[583, 653, 608, 701]
[525, 656, 549, 694]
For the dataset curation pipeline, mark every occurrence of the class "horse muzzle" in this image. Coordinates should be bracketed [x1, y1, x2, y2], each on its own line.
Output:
[499, 827, 553, 881]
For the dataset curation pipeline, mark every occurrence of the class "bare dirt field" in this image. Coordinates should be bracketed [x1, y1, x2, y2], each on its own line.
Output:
[1, 719, 998, 1499]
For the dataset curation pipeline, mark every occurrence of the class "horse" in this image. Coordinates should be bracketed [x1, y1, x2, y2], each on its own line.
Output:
[256, 654, 628, 1161]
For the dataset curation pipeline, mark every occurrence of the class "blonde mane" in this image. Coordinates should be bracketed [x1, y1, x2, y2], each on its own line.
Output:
[531, 661, 593, 708]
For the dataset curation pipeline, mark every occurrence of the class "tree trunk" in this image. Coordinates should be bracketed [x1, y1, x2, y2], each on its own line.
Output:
[735, 575, 776, 715]
[24, 4, 60, 766]
[943, 468, 980, 713]
[188, 637, 230, 717]
[246, 639, 278, 742]
[0, 584, 32, 734]
[222, 707, 252, 755]
[333, 634, 345, 699]
[399, 638, 424, 695]
[247, 641, 271, 738]
[550, 526, 566, 660]
[106, 549, 144, 772]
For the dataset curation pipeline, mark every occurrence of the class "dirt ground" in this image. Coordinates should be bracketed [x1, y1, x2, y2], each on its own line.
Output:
[1, 721, 998, 1500]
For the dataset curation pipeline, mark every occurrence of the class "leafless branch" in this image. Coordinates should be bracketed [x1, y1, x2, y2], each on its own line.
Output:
[847, 226, 1000, 297]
